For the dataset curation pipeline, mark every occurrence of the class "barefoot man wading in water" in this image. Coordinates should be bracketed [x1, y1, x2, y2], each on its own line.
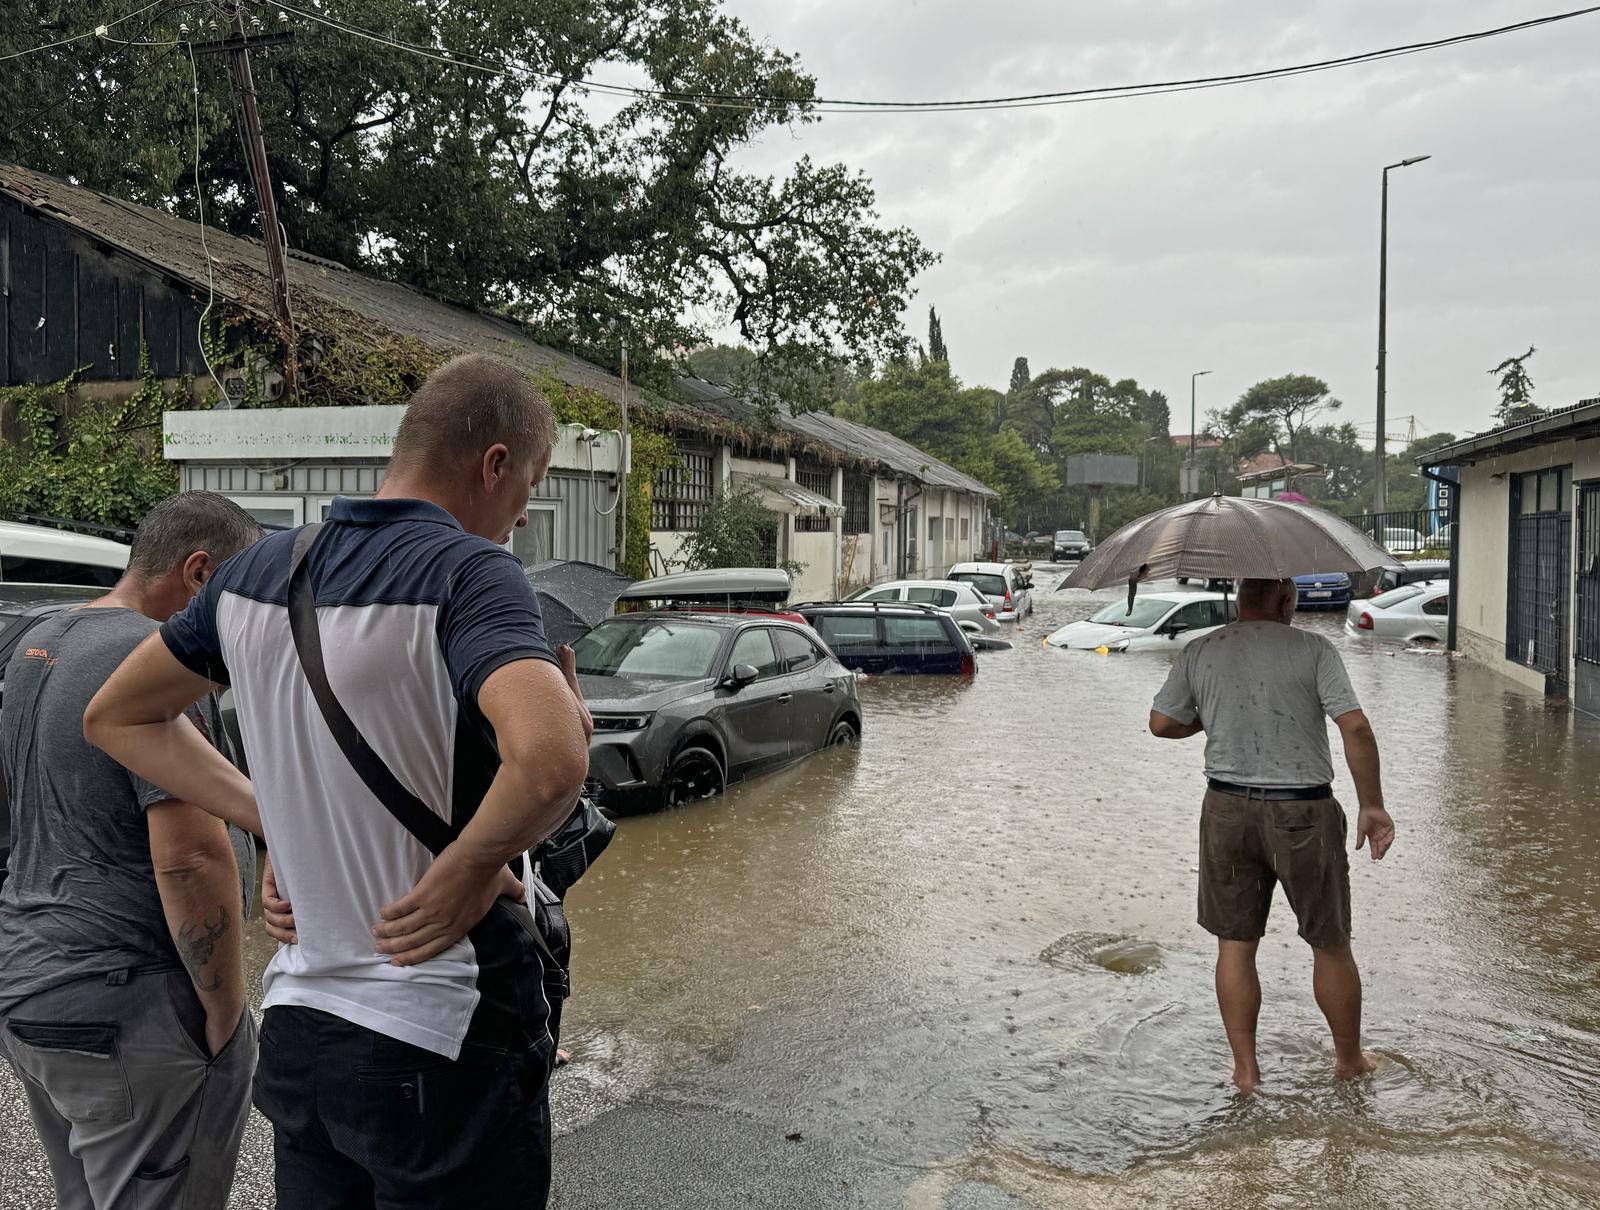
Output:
[1148, 577, 1396, 1091]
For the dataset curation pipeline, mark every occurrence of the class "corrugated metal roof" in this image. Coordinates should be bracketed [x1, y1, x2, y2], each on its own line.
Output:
[1417, 398, 1600, 466]
[0, 161, 634, 405]
[672, 376, 997, 498]
[0, 162, 995, 498]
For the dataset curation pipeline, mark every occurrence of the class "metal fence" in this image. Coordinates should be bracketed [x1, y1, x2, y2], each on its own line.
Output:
[1350, 508, 1452, 554]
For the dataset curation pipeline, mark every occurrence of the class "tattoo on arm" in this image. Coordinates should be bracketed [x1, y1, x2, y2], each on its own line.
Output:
[177, 906, 230, 992]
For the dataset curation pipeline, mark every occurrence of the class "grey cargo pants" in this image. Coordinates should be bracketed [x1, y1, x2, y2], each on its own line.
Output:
[0, 968, 256, 1209]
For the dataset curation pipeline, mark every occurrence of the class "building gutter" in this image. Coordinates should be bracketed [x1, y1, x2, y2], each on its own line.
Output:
[1420, 465, 1460, 652]
[1418, 398, 1600, 467]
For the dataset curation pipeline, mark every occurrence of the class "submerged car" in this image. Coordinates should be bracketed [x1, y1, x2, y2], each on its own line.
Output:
[797, 602, 977, 676]
[946, 562, 1034, 621]
[845, 579, 999, 632]
[573, 612, 861, 812]
[1373, 559, 1449, 594]
[1295, 572, 1354, 610]
[1045, 592, 1235, 652]
[1346, 581, 1450, 642]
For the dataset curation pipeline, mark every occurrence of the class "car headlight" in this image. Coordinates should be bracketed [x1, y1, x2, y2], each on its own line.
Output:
[591, 713, 654, 733]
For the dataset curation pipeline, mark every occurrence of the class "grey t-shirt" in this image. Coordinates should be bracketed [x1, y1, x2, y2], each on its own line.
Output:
[1152, 620, 1362, 788]
[0, 608, 254, 1013]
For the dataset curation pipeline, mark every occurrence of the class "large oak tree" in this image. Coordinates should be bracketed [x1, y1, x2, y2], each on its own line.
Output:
[2, 1, 933, 404]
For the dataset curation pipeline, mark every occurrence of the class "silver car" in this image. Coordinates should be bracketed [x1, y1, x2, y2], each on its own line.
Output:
[573, 612, 862, 811]
[846, 579, 1000, 632]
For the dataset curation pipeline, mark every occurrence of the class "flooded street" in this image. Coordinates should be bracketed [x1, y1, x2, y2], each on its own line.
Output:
[551, 568, 1600, 1208]
[4, 568, 1597, 1208]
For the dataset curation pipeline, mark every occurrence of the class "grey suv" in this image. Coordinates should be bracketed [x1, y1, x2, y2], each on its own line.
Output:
[573, 612, 862, 812]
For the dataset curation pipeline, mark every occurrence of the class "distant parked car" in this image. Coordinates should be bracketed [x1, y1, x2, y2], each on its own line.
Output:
[947, 561, 1034, 621]
[0, 520, 129, 587]
[573, 611, 860, 812]
[1346, 581, 1450, 642]
[845, 579, 999, 631]
[1295, 572, 1354, 610]
[1052, 530, 1093, 561]
[1382, 527, 1425, 554]
[1045, 592, 1235, 652]
[797, 602, 977, 676]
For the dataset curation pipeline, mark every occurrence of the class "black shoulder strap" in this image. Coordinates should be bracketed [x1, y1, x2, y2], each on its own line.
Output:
[284, 523, 567, 980]
[286, 522, 455, 857]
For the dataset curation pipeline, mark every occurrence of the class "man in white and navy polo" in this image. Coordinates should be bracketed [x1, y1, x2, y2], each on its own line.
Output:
[87, 353, 593, 1207]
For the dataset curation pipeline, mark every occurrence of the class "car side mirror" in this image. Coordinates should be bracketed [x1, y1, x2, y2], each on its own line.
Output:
[1160, 622, 1189, 638]
[722, 663, 759, 690]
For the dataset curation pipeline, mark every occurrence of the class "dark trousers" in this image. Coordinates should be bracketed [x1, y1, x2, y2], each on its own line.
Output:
[254, 1006, 553, 1209]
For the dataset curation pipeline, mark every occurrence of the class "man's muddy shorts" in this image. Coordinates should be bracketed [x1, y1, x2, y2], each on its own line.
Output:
[1197, 784, 1351, 950]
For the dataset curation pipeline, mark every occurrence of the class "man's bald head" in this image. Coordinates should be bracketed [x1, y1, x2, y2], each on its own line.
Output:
[1236, 577, 1297, 623]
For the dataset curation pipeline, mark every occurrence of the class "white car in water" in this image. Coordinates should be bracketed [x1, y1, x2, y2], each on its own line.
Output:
[1045, 592, 1235, 652]
[947, 562, 1034, 622]
[845, 579, 1000, 632]
[1345, 581, 1450, 642]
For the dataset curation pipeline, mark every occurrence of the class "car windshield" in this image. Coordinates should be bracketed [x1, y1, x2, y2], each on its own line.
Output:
[571, 620, 722, 680]
[1368, 585, 1426, 610]
[950, 572, 1007, 597]
[1057, 531, 1086, 542]
[1087, 598, 1179, 629]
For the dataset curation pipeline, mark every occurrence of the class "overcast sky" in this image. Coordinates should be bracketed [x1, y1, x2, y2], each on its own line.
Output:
[719, 0, 1599, 444]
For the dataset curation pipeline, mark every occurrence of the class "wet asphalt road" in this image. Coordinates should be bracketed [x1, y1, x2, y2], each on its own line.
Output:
[4, 567, 1600, 1208]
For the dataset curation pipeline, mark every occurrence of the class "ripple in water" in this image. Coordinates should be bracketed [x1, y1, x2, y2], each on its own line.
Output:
[1041, 931, 1166, 975]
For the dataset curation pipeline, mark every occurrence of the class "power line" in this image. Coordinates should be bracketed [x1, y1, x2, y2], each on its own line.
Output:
[272, 1, 1600, 115]
[0, 4, 196, 143]
[0, 0, 176, 63]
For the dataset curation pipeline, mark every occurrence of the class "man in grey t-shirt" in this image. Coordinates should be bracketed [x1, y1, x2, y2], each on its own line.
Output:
[0, 493, 262, 1209]
[1150, 577, 1396, 1092]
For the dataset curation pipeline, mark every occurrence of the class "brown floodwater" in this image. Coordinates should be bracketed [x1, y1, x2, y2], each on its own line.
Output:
[6, 568, 1595, 1208]
[550, 568, 1600, 1208]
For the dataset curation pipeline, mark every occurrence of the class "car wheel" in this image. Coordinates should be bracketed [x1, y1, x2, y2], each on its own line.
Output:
[827, 719, 859, 747]
[662, 746, 725, 809]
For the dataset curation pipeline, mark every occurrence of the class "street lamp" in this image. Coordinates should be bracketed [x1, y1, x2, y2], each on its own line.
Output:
[1375, 154, 1431, 514]
[1189, 370, 1212, 498]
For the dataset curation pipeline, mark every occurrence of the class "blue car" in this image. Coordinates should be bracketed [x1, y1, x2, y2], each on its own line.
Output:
[1295, 572, 1353, 609]
[795, 602, 976, 677]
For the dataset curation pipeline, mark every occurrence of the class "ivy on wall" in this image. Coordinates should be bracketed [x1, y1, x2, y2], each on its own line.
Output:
[0, 355, 200, 529]
[534, 370, 675, 581]
[1, 321, 677, 580]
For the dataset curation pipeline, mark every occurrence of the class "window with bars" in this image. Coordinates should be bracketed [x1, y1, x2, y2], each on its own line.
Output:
[758, 514, 780, 567]
[1507, 466, 1572, 683]
[796, 463, 835, 532]
[652, 447, 714, 531]
[843, 471, 871, 534]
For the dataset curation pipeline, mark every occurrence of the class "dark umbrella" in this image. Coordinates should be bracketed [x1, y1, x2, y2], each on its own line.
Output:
[525, 559, 635, 646]
[1058, 495, 1401, 608]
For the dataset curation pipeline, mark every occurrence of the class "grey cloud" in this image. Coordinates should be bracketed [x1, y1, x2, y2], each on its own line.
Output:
[722, 0, 1600, 432]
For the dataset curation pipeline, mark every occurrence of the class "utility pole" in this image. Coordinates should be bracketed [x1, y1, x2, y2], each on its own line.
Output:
[190, 4, 298, 398]
[1188, 370, 1211, 499]
[1375, 154, 1431, 514]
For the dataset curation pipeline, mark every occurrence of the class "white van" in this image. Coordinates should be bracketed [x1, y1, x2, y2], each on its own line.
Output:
[0, 520, 130, 588]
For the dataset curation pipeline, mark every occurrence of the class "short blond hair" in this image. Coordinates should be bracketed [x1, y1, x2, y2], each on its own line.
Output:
[391, 353, 557, 475]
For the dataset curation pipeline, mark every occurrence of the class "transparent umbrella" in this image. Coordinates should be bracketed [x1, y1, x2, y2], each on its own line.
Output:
[524, 559, 635, 646]
[1058, 495, 1402, 594]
